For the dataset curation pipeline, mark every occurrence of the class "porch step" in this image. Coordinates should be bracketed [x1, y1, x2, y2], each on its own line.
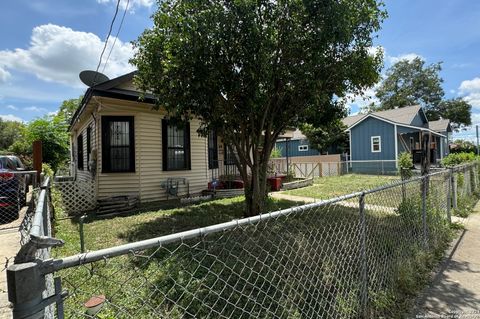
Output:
[97, 196, 139, 215]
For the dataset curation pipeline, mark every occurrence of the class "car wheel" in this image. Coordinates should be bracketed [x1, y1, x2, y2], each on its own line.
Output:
[20, 186, 27, 207]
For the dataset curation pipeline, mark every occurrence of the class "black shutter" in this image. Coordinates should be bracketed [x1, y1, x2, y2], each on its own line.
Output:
[86, 126, 92, 170]
[162, 119, 168, 171]
[185, 121, 191, 170]
[77, 134, 84, 170]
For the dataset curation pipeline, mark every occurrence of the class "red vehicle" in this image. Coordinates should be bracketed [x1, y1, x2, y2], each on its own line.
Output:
[0, 156, 29, 221]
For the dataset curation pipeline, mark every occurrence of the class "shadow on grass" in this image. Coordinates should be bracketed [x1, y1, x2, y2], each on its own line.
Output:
[57, 196, 456, 318]
[118, 197, 304, 243]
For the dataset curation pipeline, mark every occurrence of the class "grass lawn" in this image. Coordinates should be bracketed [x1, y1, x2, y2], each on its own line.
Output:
[52, 182, 457, 318]
[283, 174, 399, 199]
[54, 196, 304, 256]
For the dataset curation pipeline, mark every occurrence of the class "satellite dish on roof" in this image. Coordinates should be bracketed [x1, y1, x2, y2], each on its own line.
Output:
[79, 70, 109, 87]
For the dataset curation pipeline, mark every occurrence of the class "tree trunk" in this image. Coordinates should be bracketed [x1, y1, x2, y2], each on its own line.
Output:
[243, 160, 269, 217]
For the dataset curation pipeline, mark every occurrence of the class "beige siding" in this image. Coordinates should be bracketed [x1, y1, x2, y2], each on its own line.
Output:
[96, 97, 210, 202]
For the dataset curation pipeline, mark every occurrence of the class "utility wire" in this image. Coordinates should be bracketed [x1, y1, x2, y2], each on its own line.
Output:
[92, 0, 122, 86]
[102, 0, 130, 74]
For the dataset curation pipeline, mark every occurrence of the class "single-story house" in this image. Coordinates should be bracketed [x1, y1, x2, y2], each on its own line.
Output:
[69, 71, 236, 203]
[274, 129, 341, 157]
[342, 105, 452, 174]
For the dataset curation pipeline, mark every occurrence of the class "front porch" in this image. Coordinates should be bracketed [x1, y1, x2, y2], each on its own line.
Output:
[397, 127, 446, 166]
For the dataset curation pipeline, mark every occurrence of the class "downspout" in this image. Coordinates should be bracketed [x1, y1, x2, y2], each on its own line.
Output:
[394, 124, 398, 169]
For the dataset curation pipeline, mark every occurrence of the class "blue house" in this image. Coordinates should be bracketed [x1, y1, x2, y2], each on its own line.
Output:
[343, 105, 452, 174]
[275, 129, 340, 158]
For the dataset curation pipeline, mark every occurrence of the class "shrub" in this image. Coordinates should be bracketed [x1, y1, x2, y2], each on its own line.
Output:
[398, 152, 413, 179]
[441, 152, 476, 167]
[42, 163, 54, 178]
[270, 146, 282, 158]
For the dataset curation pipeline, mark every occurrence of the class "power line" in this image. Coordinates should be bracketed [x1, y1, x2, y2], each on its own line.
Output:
[92, 0, 122, 86]
[102, 0, 130, 74]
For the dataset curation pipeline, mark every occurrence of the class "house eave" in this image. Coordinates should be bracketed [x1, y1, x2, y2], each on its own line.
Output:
[69, 88, 156, 132]
[344, 113, 446, 138]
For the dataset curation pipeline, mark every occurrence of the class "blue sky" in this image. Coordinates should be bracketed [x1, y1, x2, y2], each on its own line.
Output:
[1, 0, 480, 141]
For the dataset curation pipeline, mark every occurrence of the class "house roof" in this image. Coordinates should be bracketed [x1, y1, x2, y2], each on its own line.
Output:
[70, 71, 155, 130]
[428, 119, 451, 132]
[342, 105, 424, 128]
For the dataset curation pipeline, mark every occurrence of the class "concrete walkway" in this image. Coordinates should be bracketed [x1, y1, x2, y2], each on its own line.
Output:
[270, 192, 397, 213]
[270, 192, 318, 203]
[412, 203, 480, 318]
[0, 201, 31, 319]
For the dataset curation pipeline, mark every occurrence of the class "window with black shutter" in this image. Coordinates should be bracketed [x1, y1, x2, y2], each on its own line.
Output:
[208, 130, 218, 169]
[86, 126, 92, 170]
[77, 134, 84, 170]
[102, 116, 135, 173]
[224, 145, 237, 165]
[162, 119, 191, 171]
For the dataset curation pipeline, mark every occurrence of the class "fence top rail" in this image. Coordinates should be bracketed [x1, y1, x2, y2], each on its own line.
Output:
[48, 164, 475, 272]
[30, 189, 47, 238]
[30, 177, 53, 239]
[448, 162, 479, 172]
[51, 190, 365, 271]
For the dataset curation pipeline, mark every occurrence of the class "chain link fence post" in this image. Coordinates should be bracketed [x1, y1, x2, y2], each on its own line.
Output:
[359, 192, 368, 318]
[7, 262, 45, 319]
[472, 163, 477, 192]
[422, 177, 428, 248]
[447, 169, 452, 224]
[451, 168, 458, 210]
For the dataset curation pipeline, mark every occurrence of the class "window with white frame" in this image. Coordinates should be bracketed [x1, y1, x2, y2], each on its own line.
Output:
[371, 136, 381, 153]
[298, 145, 309, 152]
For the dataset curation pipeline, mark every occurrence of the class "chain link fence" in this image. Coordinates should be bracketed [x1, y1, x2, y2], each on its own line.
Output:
[0, 171, 37, 228]
[6, 163, 480, 318]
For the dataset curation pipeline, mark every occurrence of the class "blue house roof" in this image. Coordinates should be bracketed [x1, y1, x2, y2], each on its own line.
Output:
[343, 105, 447, 137]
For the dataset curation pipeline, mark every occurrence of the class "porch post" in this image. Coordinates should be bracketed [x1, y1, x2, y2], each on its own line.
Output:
[440, 135, 443, 160]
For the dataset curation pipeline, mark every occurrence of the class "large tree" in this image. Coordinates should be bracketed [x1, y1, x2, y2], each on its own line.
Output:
[300, 120, 349, 154]
[8, 98, 79, 171]
[0, 119, 24, 151]
[132, 0, 386, 216]
[376, 57, 444, 112]
[374, 57, 471, 130]
[434, 98, 472, 131]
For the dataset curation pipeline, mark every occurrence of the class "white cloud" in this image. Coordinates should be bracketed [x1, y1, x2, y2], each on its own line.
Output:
[0, 66, 11, 83]
[459, 77, 480, 93]
[97, 0, 154, 12]
[0, 114, 24, 122]
[343, 86, 379, 114]
[459, 77, 480, 110]
[0, 24, 135, 88]
[388, 53, 423, 64]
[24, 106, 48, 112]
[6, 105, 18, 110]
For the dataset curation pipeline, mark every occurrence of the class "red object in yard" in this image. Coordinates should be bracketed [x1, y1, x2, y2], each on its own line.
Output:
[232, 180, 244, 189]
[267, 177, 282, 191]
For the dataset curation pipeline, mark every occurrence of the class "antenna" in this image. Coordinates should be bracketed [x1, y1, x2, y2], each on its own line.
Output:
[79, 70, 110, 87]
